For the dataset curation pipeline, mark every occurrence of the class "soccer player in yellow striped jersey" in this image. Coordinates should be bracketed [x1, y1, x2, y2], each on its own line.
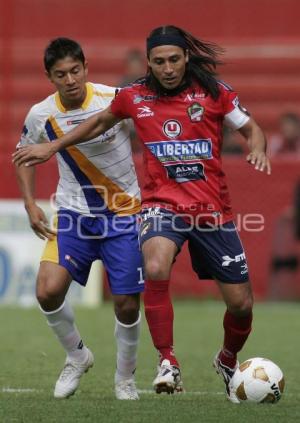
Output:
[15, 38, 144, 400]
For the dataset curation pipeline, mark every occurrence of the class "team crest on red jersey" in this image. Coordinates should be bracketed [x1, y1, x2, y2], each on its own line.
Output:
[187, 102, 205, 122]
[163, 120, 182, 138]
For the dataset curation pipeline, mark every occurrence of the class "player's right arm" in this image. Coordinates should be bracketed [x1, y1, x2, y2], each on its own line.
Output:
[13, 106, 119, 167]
[15, 165, 56, 240]
[15, 107, 56, 239]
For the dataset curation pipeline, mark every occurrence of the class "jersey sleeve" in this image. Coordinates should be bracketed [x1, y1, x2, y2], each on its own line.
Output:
[17, 105, 46, 147]
[220, 82, 250, 130]
[110, 88, 132, 119]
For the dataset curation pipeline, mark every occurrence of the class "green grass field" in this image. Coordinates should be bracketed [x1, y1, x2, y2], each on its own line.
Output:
[0, 301, 299, 422]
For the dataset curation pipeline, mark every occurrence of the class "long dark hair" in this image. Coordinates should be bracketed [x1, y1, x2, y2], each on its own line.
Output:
[145, 25, 224, 99]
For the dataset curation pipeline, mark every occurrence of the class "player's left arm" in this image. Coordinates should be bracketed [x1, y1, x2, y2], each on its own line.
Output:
[238, 117, 271, 175]
[221, 84, 271, 175]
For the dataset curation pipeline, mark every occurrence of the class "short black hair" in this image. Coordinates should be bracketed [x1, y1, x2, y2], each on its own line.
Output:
[44, 37, 85, 72]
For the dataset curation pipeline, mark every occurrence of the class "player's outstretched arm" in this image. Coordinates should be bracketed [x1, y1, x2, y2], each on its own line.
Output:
[238, 117, 271, 175]
[12, 106, 119, 167]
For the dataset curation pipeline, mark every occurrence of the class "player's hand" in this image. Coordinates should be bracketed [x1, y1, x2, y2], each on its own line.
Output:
[246, 150, 271, 175]
[26, 203, 57, 240]
[12, 143, 57, 167]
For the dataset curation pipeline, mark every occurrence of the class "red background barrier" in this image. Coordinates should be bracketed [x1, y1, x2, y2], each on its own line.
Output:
[1, 0, 300, 147]
[0, 0, 299, 299]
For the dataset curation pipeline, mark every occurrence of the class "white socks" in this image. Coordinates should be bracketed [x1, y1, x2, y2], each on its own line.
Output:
[40, 300, 88, 362]
[41, 301, 141, 377]
[114, 312, 141, 383]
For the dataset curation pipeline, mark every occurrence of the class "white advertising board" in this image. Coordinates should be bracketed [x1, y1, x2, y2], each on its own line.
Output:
[0, 200, 101, 307]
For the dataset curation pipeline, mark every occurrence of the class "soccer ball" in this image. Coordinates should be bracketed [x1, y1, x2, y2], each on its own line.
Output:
[231, 357, 285, 403]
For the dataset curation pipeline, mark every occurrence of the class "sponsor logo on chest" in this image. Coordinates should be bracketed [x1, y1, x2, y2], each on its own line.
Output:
[145, 139, 212, 183]
[66, 119, 86, 125]
[147, 139, 212, 162]
[137, 106, 154, 118]
[184, 92, 206, 102]
[133, 94, 157, 104]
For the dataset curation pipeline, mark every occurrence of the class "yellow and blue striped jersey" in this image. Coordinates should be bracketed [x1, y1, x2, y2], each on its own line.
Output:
[19, 82, 141, 216]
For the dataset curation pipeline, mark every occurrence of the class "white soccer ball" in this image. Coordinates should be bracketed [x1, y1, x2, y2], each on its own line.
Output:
[231, 357, 285, 403]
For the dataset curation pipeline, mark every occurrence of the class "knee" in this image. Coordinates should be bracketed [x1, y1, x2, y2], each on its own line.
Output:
[36, 275, 64, 310]
[145, 258, 170, 280]
[114, 295, 140, 324]
[227, 294, 253, 317]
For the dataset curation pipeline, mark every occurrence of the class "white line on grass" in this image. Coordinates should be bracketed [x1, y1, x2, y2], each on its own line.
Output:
[137, 389, 224, 395]
[1, 387, 223, 396]
[2, 388, 298, 398]
[138, 390, 298, 397]
[2, 388, 41, 393]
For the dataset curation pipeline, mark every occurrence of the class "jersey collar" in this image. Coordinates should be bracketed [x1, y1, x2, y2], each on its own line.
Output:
[55, 82, 93, 112]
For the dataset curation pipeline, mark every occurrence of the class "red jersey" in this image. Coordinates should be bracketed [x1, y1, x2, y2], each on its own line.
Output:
[110, 81, 249, 224]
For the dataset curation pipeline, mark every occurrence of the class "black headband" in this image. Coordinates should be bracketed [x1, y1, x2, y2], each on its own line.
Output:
[147, 34, 187, 53]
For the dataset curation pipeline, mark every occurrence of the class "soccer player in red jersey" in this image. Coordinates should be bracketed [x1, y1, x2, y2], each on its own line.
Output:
[13, 26, 271, 402]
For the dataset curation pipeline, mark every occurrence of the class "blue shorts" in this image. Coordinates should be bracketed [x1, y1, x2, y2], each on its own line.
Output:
[41, 209, 144, 294]
[140, 208, 249, 283]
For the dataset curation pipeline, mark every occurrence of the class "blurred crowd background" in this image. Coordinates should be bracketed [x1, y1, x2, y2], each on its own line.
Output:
[0, 0, 299, 302]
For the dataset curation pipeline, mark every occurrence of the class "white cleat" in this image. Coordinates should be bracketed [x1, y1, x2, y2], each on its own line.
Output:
[153, 359, 183, 394]
[54, 349, 94, 399]
[115, 378, 139, 400]
[213, 351, 240, 403]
